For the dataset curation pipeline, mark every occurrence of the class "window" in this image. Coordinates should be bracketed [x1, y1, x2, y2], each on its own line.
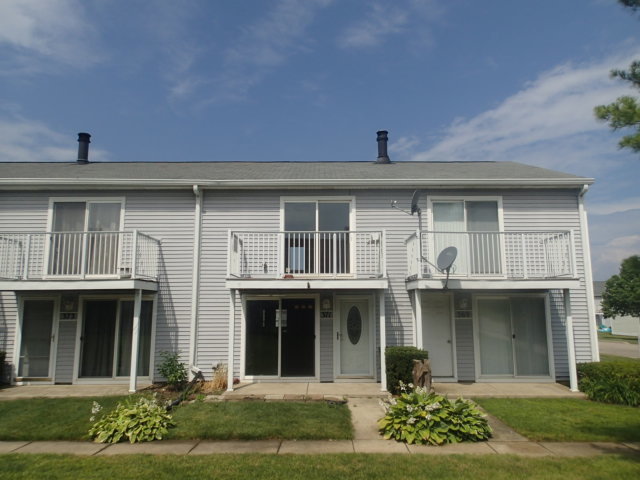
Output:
[431, 198, 502, 275]
[282, 199, 352, 275]
[48, 199, 123, 276]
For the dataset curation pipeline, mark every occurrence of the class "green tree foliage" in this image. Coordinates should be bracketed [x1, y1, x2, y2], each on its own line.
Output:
[602, 255, 640, 318]
[594, 1, 640, 152]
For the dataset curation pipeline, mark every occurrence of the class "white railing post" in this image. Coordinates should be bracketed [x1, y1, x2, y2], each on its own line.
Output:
[521, 234, 528, 279]
[569, 230, 576, 278]
[23, 234, 31, 279]
[131, 229, 138, 279]
[381, 230, 387, 277]
[332, 233, 337, 277]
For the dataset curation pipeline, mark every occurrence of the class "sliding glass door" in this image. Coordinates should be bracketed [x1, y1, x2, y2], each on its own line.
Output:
[283, 201, 351, 275]
[80, 299, 153, 378]
[245, 298, 315, 378]
[476, 296, 550, 378]
[18, 299, 56, 378]
[49, 201, 122, 276]
[432, 200, 501, 275]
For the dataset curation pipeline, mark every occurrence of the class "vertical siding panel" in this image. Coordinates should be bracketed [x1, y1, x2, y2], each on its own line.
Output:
[54, 321, 77, 383]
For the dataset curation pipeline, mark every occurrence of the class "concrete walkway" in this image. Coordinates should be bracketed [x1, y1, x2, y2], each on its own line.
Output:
[433, 382, 585, 398]
[1, 439, 637, 457]
[0, 384, 135, 400]
[599, 340, 640, 359]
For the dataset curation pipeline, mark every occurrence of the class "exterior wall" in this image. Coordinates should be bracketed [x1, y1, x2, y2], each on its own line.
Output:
[0, 189, 195, 382]
[54, 320, 76, 383]
[0, 184, 593, 384]
[0, 292, 17, 382]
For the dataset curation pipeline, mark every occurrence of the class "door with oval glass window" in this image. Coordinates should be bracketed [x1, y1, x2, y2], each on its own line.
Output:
[336, 298, 373, 378]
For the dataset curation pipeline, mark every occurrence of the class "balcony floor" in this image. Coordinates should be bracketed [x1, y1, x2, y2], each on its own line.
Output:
[226, 277, 388, 290]
[406, 277, 580, 291]
[0, 278, 158, 292]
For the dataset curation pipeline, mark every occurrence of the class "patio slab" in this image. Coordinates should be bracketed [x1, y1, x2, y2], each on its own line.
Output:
[15, 441, 108, 455]
[98, 440, 197, 456]
[279, 440, 354, 454]
[0, 441, 30, 453]
[408, 442, 495, 455]
[539, 442, 638, 457]
[433, 382, 585, 399]
[488, 442, 553, 457]
[189, 440, 281, 454]
[0, 385, 140, 400]
[353, 439, 409, 454]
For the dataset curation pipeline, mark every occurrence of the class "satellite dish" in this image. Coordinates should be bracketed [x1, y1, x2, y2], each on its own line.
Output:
[437, 247, 457, 272]
[436, 246, 457, 290]
[410, 190, 421, 215]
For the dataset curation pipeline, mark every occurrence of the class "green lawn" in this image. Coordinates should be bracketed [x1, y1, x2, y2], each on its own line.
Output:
[0, 396, 129, 441]
[168, 401, 352, 440]
[0, 397, 352, 441]
[2, 454, 639, 480]
[598, 332, 639, 344]
[475, 398, 640, 442]
[599, 354, 640, 364]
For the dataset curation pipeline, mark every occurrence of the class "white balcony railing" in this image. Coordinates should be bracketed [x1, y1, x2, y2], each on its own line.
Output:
[0, 231, 160, 281]
[228, 230, 385, 279]
[406, 230, 575, 280]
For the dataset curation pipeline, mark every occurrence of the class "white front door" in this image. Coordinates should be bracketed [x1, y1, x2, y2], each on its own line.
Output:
[336, 298, 373, 377]
[422, 293, 454, 377]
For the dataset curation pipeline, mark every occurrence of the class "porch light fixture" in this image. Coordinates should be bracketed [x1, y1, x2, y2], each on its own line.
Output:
[321, 296, 332, 311]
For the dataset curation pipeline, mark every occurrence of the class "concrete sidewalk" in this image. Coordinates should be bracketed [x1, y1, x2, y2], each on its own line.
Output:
[0, 439, 638, 457]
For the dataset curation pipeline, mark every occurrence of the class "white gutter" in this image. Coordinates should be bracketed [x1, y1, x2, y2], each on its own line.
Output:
[0, 177, 595, 189]
[188, 184, 203, 378]
[579, 184, 599, 362]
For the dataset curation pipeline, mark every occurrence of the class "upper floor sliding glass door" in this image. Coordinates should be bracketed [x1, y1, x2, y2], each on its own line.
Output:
[48, 201, 122, 276]
[432, 199, 502, 276]
[283, 200, 352, 275]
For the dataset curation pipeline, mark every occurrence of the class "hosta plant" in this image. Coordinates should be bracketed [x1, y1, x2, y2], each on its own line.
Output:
[378, 382, 492, 445]
[89, 395, 175, 444]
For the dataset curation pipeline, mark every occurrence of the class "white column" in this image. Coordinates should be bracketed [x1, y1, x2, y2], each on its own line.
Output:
[414, 290, 423, 349]
[578, 186, 599, 362]
[227, 289, 236, 391]
[188, 185, 203, 379]
[379, 290, 387, 392]
[129, 288, 142, 393]
[564, 289, 578, 392]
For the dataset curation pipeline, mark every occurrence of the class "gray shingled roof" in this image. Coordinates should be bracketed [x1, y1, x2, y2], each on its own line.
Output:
[0, 161, 593, 187]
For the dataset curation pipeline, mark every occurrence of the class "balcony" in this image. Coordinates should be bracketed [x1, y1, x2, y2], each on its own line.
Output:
[405, 230, 579, 290]
[0, 231, 160, 290]
[226, 230, 387, 289]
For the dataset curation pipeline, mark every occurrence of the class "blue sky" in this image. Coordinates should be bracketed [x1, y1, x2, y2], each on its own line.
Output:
[0, 0, 639, 280]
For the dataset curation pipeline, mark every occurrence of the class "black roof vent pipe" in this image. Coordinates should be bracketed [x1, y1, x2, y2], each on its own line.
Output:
[376, 130, 391, 164]
[77, 132, 91, 164]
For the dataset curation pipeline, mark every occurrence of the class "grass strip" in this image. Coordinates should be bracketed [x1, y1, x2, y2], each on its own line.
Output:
[168, 401, 352, 440]
[0, 397, 352, 441]
[475, 398, 640, 442]
[1, 454, 639, 480]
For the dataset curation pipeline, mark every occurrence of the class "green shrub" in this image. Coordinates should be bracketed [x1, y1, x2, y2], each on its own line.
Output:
[578, 360, 640, 406]
[378, 383, 492, 445]
[89, 396, 175, 443]
[385, 346, 429, 394]
[158, 351, 187, 390]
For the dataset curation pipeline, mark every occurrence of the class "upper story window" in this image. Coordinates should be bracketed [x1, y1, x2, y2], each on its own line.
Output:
[48, 199, 124, 276]
[281, 198, 354, 275]
[429, 197, 503, 275]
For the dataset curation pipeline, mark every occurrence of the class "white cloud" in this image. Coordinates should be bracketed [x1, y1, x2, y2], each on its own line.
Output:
[0, 113, 109, 162]
[203, 0, 333, 104]
[338, 4, 408, 48]
[337, 0, 442, 50]
[407, 51, 640, 166]
[0, 0, 101, 73]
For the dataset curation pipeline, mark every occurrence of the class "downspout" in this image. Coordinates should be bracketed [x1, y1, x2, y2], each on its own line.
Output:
[579, 184, 599, 362]
[188, 184, 203, 379]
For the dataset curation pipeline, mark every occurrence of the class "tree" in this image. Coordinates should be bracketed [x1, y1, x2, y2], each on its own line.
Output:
[601, 255, 640, 318]
[594, 1, 640, 153]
